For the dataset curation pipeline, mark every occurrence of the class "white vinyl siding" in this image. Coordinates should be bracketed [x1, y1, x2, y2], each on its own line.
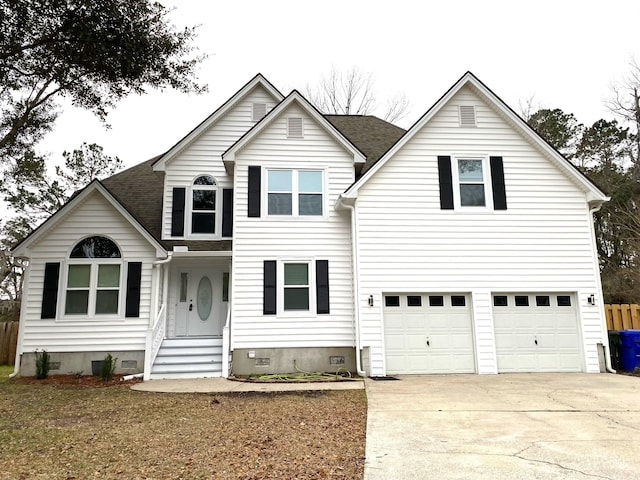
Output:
[232, 103, 355, 349]
[356, 86, 604, 376]
[162, 86, 277, 239]
[19, 191, 158, 353]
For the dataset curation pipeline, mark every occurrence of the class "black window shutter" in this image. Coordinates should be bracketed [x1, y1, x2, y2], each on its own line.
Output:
[263, 260, 276, 315]
[437, 156, 454, 210]
[41, 262, 60, 319]
[248, 166, 261, 217]
[171, 188, 186, 236]
[222, 188, 233, 237]
[316, 260, 330, 314]
[125, 262, 142, 318]
[490, 156, 507, 210]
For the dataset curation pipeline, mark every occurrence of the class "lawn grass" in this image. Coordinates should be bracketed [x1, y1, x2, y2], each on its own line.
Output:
[0, 365, 367, 479]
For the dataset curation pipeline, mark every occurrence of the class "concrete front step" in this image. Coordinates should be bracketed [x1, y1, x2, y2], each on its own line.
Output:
[157, 346, 222, 356]
[151, 361, 222, 374]
[154, 354, 223, 365]
[161, 337, 222, 348]
[151, 336, 224, 378]
[148, 371, 223, 380]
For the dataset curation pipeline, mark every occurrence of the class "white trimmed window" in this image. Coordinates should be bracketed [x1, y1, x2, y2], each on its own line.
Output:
[453, 157, 490, 208]
[278, 260, 316, 314]
[64, 236, 122, 316]
[267, 169, 323, 216]
[190, 175, 217, 235]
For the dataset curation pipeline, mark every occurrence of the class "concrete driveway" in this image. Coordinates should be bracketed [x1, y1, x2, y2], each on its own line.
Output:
[364, 373, 640, 479]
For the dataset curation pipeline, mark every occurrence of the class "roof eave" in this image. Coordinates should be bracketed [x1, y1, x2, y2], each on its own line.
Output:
[12, 181, 167, 259]
[153, 74, 284, 172]
[222, 91, 366, 168]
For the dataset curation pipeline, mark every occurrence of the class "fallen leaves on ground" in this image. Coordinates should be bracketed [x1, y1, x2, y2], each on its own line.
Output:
[0, 372, 366, 479]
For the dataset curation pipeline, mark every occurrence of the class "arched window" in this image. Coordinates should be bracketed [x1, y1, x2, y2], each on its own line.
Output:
[191, 175, 217, 234]
[70, 236, 121, 258]
[65, 236, 122, 316]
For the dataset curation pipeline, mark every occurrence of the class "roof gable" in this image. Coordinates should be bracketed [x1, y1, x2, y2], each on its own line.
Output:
[222, 90, 367, 170]
[343, 72, 608, 205]
[153, 73, 284, 171]
[12, 180, 166, 258]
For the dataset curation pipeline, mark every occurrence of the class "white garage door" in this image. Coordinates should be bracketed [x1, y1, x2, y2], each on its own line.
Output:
[383, 293, 475, 374]
[493, 293, 582, 372]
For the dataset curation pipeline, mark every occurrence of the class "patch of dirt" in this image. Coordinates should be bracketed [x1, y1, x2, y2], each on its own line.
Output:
[0, 374, 367, 479]
[11, 373, 143, 387]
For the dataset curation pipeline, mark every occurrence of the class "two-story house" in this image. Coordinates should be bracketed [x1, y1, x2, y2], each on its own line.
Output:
[11, 72, 611, 379]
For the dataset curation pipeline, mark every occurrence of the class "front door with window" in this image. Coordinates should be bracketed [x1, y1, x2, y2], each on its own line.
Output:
[175, 269, 225, 337]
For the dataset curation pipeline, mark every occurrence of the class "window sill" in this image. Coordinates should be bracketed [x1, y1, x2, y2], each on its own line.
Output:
[263, 215, 328, 222]
[57, 315, 127, 322]
[277, 311, 318, 319]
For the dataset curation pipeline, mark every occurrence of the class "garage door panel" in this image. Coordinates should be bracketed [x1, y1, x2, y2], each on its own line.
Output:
[493, 293, 581, 373]
[384, 293, 475, 375]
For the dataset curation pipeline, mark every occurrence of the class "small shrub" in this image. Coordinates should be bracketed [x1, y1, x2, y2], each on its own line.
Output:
[99, 354, 117, 381]
[35, 350, 50, 379]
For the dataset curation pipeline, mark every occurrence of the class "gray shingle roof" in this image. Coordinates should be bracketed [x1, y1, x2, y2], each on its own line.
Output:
[100, 115, 404, 251]
[324, 115, 406, 176]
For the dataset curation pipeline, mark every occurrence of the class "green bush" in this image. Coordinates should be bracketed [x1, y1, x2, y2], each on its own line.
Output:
[99, 354, 117, 381]
[35, 350, 50, 379]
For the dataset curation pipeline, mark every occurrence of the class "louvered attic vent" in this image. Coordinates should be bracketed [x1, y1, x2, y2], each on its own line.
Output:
[459, 105, 477, 127]
[252, 103, 267, 121]
[287, 116, 303, 138]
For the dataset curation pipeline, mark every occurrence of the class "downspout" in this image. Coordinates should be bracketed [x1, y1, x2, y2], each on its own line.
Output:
[9, 259, 30, 378]
[589, 203, 616, 373]
[341, 198, 366, 377]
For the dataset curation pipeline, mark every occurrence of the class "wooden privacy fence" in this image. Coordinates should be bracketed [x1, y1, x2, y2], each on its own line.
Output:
[0, 322, 18, 365]
[605, 304, 640, 330]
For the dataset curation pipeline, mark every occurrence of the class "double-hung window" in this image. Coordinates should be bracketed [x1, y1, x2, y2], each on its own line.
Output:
[191, 175, 217, 234]
[267, 169, 323, 216]
[283, 262, 310, 311]
[455, 158, 489, 208]
[263, 259, 330, 316]
[65, 236, 122, 316]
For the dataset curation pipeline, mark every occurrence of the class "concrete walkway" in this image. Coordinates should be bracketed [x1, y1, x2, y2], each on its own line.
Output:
[364, 373, 640, 480]
[130, 376, 364, 393]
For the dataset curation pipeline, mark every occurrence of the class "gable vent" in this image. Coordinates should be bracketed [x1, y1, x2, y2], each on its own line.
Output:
[252, 103, 267, 122]
[287, 116, 303, 138]
[459, 105, 477, 127]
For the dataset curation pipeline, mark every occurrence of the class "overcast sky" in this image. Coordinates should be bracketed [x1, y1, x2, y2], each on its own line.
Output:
[36, 0, 640, 173]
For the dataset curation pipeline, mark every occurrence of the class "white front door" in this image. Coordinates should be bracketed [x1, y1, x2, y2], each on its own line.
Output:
[176, 269, 223, 337]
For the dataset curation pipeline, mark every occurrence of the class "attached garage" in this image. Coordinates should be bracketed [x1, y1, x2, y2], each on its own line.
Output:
[492, 293, 582, 372]
[383, 293, 475, 374]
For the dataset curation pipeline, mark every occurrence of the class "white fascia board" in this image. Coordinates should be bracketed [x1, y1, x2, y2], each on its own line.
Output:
[344, 72, 608, 203]
[171, 250, 232, 258]
[463, 78, 608, 202]
[12, 181, 167, 259]
[222, 91, 366, 166]
[343, 75, 470, 198]
[153, 74, 284, 172]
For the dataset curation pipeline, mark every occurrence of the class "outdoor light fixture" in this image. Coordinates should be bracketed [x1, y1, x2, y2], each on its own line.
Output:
[368, 295, 374, 307]
[588, 294, 595, 305]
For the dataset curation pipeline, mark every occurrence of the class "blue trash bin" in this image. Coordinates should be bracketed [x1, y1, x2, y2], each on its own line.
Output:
[619, 330, 640, 371]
